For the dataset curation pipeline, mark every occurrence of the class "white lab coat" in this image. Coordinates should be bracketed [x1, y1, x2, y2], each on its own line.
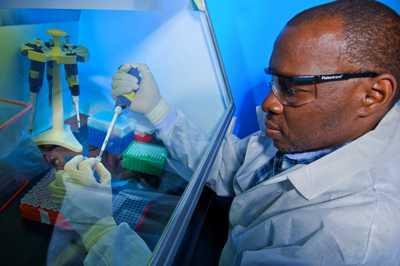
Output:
[160, 103, 400, 266]
[83, 103, 400, 266]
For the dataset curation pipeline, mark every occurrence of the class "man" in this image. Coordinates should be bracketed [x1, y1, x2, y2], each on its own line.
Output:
[56, 0, 400, 265]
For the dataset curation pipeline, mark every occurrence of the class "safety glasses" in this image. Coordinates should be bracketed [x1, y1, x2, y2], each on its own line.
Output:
[264, 68, 379, 107]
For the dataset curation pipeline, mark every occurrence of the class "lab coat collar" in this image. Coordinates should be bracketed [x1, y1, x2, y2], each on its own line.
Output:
[287, 104, 400, 201]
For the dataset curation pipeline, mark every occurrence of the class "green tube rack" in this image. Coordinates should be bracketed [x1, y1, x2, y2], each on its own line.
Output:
[122, 141, 168, 176]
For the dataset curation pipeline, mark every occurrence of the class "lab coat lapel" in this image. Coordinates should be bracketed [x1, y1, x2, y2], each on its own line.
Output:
[231, 104, 400, 224]
[233, 134, 277, 194]
[288, 104, 400, 200]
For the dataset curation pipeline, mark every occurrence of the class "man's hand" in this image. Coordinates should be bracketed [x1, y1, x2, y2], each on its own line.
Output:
[51, 156, 152, 265]
[52, 155, 114, 244]
[111, 63, 170, 125]
[63, 155, 111, 187]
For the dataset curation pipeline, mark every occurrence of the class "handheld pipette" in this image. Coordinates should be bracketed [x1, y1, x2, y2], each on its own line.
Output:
[64, 63, 81, 128]
[21, 39, 46, 132]
[97, 67, 142, 160]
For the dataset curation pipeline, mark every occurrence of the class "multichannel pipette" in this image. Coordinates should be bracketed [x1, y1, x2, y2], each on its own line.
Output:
[97, 67, 142, 160]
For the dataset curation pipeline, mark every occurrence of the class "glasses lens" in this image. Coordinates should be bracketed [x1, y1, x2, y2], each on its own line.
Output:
[268, 75, 316, 106]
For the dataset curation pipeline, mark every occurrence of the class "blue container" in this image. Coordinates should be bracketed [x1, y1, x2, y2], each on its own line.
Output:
[87, 111, 135, 155]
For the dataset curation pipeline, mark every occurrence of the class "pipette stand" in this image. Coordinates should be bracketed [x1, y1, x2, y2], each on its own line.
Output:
[21, 29, 88, 152]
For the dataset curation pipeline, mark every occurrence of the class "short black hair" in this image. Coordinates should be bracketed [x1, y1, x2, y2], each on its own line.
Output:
[287, 0, 400, 92]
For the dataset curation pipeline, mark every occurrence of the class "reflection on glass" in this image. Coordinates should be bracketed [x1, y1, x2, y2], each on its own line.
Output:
[0, 1, 231, 265]
[45, 59, 217, 263]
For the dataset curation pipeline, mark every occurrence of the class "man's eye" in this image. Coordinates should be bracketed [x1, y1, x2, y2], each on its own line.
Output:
[286, 87, 297, 96]
[286, 87, 310, 96]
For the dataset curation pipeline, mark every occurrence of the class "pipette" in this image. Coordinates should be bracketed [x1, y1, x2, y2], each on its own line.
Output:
[64, 35, 88, 129]
[97, 67, 142, 160]
[64, 63, 81, 128]
[21, 39, 46, 132]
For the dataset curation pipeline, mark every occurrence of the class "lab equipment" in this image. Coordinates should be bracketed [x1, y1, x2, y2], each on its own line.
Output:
[111, 63, 171, 125]
[121, 141, 167, 176]
[20, 29, 89, 152]
[46, 61, 54, 105]
[126, 111, 156, 143]
[113, 190, 152, 231]
[0, 98, 48, 211]
[64, 63, 80, 128]
[0, 178, 29, 214]
[0, 98, 31, 159]
[20, 169, 68, 226]
[20, 39, 45, 132]
[88, 111, 136, 155]
[134, 130, 153, 142]
[97, 66, 141, 159]
[63, 34, 87, 129]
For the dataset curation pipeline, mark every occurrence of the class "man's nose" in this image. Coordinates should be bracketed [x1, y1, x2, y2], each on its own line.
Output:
[262, 92, 284, 114]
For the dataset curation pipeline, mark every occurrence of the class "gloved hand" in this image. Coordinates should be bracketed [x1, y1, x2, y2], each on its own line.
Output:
[48, 170, 66, 206]
[111, 63, 171, 125]
[84, 222, 152, 266]
[49, 155, 112, 206]
[52, 155, 152, 265]
[55, 155, 116, 251]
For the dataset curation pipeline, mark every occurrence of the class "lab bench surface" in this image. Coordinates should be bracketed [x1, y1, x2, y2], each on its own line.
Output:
[0, 115, 188, 265]
[0, 166, 187, 265]
[0, 174, 54, 266]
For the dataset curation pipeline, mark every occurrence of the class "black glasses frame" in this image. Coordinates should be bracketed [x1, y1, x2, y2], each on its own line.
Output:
[264, 68, 379, 85]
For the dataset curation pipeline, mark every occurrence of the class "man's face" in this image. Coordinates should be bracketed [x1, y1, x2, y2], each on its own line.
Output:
[263, 19, 365, 153]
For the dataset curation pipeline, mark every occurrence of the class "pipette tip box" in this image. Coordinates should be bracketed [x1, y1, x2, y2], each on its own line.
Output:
[19, 170, 68, 227]
[121, 141, 167, 176]
[113, 191, 152, 231]
[88, 111, 136, 155]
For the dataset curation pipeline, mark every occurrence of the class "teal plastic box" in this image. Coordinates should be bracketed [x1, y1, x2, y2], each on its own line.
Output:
[122, 142, 168, 176]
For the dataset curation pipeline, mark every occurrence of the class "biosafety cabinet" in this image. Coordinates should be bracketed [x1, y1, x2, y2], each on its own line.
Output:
[0, 0, 234, 265]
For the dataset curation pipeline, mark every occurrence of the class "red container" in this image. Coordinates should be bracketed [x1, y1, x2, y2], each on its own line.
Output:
[19, 203, 70, 228]
[0, 98, 32, 213]
[134, 131, 153, 143]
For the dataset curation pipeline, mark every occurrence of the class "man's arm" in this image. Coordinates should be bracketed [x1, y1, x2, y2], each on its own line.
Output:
[220, 225, 347, 266]
[83, 222, 151, 266]
[112, 63, 250, 196]
[156, 109, 250, 196]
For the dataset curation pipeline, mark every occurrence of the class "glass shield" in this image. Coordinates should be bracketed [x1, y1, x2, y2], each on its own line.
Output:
[0, 1, 233, 265]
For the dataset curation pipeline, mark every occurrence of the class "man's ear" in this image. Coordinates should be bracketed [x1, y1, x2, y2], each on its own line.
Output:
[358, 74, 398, 117]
